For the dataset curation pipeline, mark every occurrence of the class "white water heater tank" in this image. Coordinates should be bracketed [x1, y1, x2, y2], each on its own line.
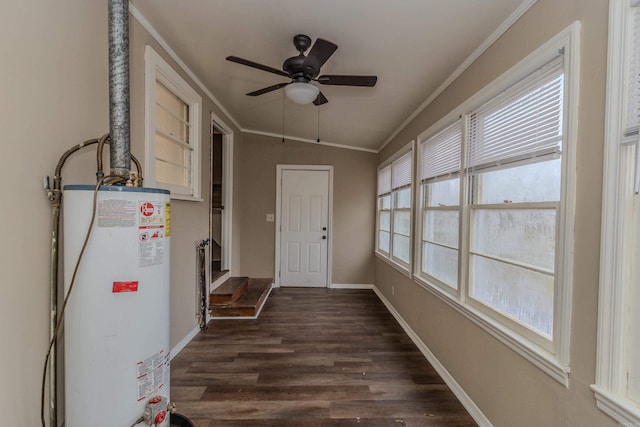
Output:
[63, 185, 171, 427]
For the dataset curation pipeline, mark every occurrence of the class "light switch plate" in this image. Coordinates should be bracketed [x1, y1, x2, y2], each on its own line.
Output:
[266, 214, 274, 222]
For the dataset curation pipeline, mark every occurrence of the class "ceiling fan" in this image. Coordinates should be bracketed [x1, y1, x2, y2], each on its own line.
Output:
[226, 34, 377, 106]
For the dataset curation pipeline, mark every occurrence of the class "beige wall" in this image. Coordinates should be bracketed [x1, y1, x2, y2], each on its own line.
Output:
[376, 0, 614, 426]
[0, 2, 108, 424]
[236, 133, 377, 285]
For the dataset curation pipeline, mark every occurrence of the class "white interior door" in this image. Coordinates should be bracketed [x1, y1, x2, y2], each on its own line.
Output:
[279, 169, 329, 287]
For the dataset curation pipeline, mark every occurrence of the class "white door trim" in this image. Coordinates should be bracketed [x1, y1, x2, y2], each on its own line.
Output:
[210, 111, 234, 277]
[275, 165, 333, 287]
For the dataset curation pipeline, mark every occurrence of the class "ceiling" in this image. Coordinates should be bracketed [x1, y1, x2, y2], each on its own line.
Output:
[130, 0, 532, 152]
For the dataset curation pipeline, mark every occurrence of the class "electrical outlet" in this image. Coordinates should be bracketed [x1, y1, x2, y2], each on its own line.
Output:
[266, 214, 274, 222]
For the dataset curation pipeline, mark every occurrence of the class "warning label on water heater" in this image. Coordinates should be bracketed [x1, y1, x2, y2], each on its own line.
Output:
[138, 201, 165, 268]
[97, 199, 137, 228]
[136, 349, 168, 402]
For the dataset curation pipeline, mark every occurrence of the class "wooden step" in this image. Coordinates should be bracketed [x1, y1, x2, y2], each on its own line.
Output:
[209, 278, 272, 318]
[209, 276, 248, 305]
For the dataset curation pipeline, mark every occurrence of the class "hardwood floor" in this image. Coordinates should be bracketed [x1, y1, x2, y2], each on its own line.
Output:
[171, 288, 477, 427]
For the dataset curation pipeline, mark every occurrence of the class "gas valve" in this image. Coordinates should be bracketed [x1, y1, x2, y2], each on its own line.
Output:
[143, 395, 168, 425]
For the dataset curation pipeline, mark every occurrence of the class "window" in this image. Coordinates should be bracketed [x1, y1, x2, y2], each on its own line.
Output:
[412, 23, 579, 384]
[377, 165, 392, 255]
[418, 120, 462, 292]
[145, 45, 202, 200]
[376, 144, 413, 272]
[593, 1, 640, 424]
[466, 57, 564, 347]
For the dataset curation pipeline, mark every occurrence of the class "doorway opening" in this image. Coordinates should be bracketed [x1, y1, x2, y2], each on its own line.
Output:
[209, 114, 233, 283]
[211, 128, 223, 277]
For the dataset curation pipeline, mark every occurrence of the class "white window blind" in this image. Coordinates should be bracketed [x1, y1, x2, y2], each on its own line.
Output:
[467, 56, 564, 173]
[378, 165, 392, 195]
[626, 1, 640, 138]
[392, 152, 412, 190]
[420, 120, 462, 182]
[156, 81, 190, 146]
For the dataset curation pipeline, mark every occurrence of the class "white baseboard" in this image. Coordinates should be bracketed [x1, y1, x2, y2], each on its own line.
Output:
[170, 325, 200, 360]
[373, 287, 492, 427]
[330, 283, 374, 289]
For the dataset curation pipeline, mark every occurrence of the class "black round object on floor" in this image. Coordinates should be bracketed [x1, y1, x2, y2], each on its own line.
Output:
[170, 412, 195, 427]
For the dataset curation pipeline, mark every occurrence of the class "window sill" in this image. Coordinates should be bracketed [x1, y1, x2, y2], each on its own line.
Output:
[375, 251, 411, 278]
[169, 193, 203, 202]
[592, 385, 640, 427]
[413, 274, 570, 387]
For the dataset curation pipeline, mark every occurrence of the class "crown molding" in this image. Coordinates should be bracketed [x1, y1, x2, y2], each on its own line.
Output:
[243, 129, 378, 153]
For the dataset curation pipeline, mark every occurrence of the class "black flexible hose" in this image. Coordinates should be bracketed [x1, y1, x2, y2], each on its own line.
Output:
[97, 133, 143, 183]
[53, 138, 100, 190]
[96, 133, 110, 181]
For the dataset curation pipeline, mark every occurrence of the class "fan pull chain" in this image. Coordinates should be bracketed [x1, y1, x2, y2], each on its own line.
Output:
[317, 107, 320, 143]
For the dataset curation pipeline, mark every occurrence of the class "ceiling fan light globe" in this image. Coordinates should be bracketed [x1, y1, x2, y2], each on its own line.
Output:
[285, 82, 319, 104]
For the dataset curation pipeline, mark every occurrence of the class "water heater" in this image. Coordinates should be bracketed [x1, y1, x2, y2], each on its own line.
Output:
[63, 185, 171, 427]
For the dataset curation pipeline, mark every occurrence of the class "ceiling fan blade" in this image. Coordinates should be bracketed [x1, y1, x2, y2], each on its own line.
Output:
[303, 39, 338, 73]
[317, 75, 378, 87]
[313, 91, 328, 106]
[226, 56, 289, 78]
[246, 82, 289, 96]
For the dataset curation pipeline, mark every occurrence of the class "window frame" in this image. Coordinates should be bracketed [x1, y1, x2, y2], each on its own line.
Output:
[466, 173, 560, 352]
[463, 60, 566, 351]
[391, 187, 412, 267]
[376, 142, 414, 275]
[416, 120, 463, 295]
[145, 45, 202, 201]
[412, 22, 580, 385]
[377, 171, 392, 257]
[592, 1, 640, 425]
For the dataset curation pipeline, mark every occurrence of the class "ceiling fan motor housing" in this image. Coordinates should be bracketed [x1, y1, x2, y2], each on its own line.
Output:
[283, 55, 315, 82]
[284, 34, 316, 82]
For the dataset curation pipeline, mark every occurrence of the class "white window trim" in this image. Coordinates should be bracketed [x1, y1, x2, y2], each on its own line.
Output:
[210, 111, 234, 274]
[414, 119, 463, 298]
[145, 45, 202, 201]
[592, 0, 640, 424]
[376, 141, 415, 277]
[410, 22, 580, 386]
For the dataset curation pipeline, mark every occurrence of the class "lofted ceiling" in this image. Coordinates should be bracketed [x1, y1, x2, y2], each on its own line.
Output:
[130, 0, 533, 152]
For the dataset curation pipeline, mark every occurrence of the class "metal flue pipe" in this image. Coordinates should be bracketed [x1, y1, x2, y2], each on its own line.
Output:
[108, 0, 131, 177]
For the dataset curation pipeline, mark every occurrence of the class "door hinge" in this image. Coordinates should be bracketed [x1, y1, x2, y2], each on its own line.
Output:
[278, 271, 281, 277]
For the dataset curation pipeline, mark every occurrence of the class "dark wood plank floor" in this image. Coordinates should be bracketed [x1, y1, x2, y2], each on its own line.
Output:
[171, 288, 477, 427]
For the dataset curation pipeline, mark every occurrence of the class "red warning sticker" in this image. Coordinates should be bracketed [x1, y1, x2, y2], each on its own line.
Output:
[112, 281, 139, 293]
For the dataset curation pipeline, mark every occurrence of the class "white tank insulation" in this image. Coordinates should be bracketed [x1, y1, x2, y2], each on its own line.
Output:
[63, 185, 171, 427]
